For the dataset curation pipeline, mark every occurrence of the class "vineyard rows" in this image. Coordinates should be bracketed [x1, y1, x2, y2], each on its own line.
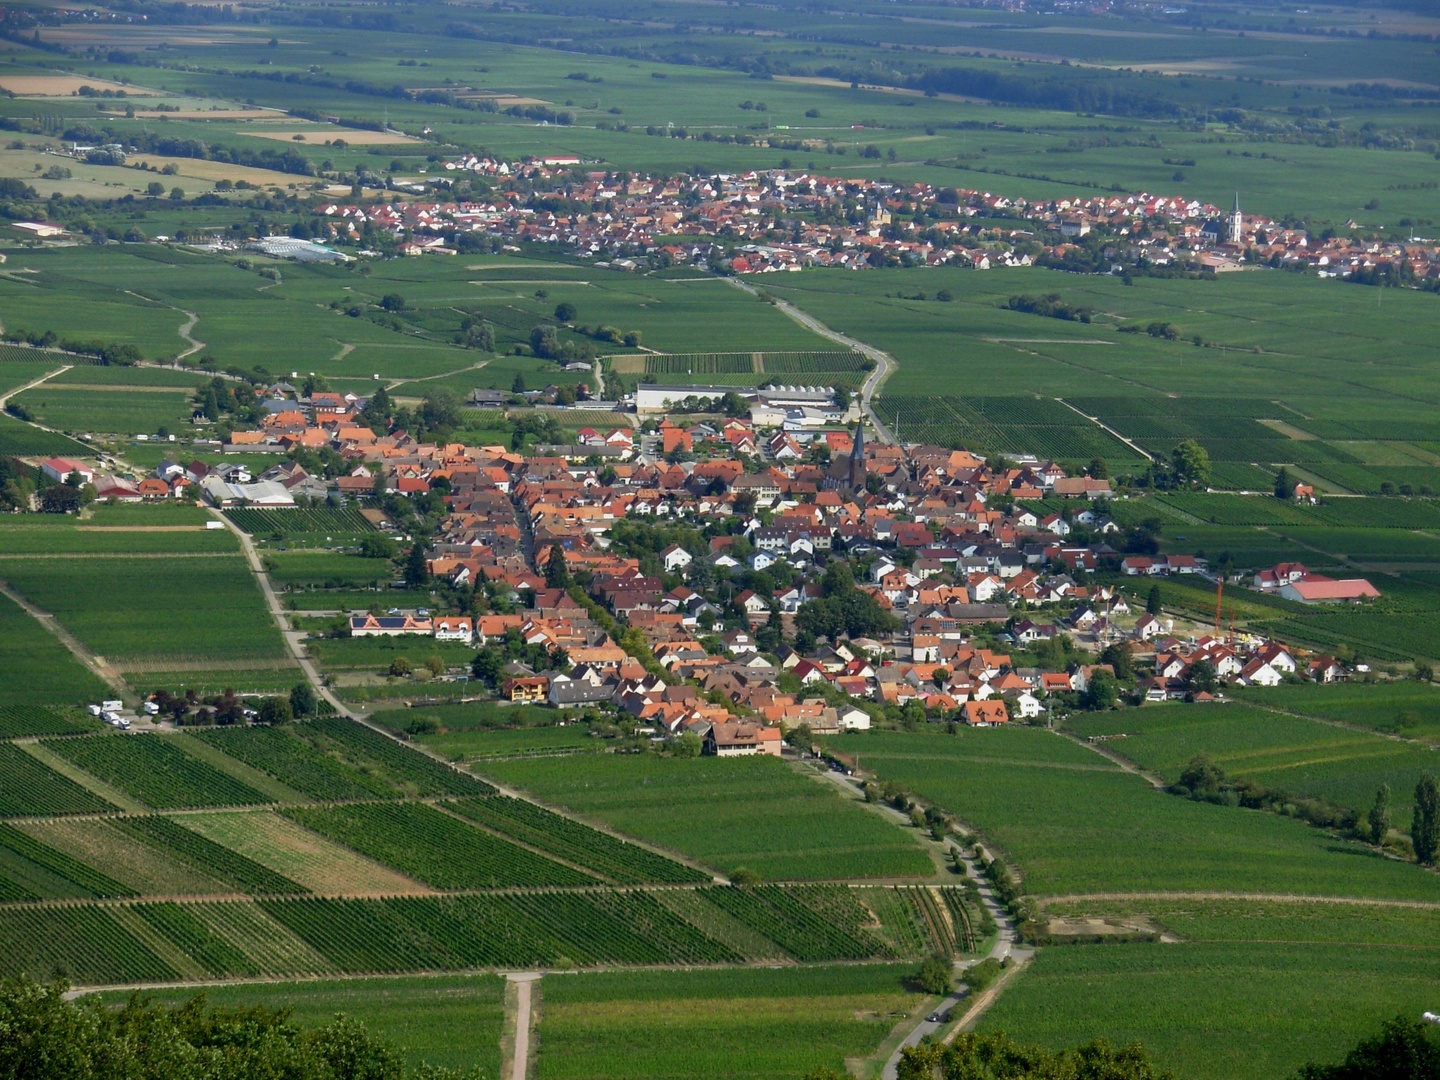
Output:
[0, 743, 115, 817]
[0, 822, 133, 900]
[0, 704, 95, 739]
[0, 906, 177, 985]
[0, 344, 95, 365]
[193, 726, 402, 801]
[225, 507, 376, 536]
[113, 815, 306, 895]
[303, 715, 495, 798]
[46, 733, 273, 809]
[876, 395, 1133, 463]
[0, 883, 941, 983]
[702, 885, 889, 962]
[450, 796, 710, 885]
[283, 801, 596, 889]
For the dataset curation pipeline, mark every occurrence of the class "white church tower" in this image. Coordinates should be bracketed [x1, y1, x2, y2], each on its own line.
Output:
[1227, 192, 1243, 244]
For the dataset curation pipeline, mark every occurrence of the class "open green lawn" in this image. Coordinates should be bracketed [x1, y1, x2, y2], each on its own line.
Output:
[93, 974, 506, 1075]
[534, 965, 922, 1080]
[1065, 702, 1440, 817]
[979, 940, 1439, 1080]
[829, 730, 1440, 901]
[478, 754, 936, 882]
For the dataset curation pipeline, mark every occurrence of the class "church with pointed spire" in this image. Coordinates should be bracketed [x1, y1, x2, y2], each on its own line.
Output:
[1227, 191, 1243, 244]
[824, 418, 868, 493]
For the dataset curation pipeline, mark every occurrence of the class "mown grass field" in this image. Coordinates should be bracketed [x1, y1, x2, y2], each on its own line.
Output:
[1066, 702, 1440, 816]
[830, 730, 1440, 901]
[94, 974, 508, 1075]
[534, 965, 923, 1080]
[479, 754, 935, 882]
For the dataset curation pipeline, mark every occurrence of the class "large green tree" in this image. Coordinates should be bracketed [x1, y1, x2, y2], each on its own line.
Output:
[1170, 438, 1211, 488]
[1369, 783, 1391, 846]
[1412, 772, 1439, 865]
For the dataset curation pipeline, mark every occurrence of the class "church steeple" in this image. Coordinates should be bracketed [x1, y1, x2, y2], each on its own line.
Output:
[1228, 191, 1243, 244]
[848, 417, 866, 491]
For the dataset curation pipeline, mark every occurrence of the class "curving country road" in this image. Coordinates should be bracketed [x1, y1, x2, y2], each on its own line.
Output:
[726, 278, 897, 443]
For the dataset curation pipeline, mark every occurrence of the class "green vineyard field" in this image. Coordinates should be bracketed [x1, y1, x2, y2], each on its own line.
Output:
[449, 796, 711, 885]
[282, 802, 597, 889]
[0, 743, 116, 817]
[46, 734, 274, 810]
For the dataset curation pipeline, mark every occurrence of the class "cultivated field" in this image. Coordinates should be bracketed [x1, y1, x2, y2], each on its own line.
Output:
[534, 965, 924, 1080]
[1066, 702, 1440, 815]
[480, 753, 936, 881]
[827, 729, 1440, 901]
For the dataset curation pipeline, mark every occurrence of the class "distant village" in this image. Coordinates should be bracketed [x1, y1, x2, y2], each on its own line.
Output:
[31, 372, 1384, 750]
[286, 161, 1440, 281]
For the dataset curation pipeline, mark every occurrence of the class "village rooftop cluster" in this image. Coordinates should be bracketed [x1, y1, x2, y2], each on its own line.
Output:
[294, 163, 1440, 280]
[37, 371, 1382, 748]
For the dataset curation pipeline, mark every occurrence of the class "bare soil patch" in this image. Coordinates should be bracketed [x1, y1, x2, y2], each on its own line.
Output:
[244, 129, 421, 145]
[0, 75, 160, 97]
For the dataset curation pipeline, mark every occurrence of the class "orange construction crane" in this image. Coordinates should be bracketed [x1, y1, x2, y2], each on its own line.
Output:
[1214, 577, 1224, 639]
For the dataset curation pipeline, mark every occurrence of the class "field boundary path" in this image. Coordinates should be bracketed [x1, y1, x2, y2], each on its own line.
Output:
[506, 972, 541, 1080]
[0, 364, 71, 410]
[1055, 398, 1155, 462]
[726, 278, 896, 443]
[0, 577, 132, 703]
[210, 509, 354, 720]
[121, 291, 206, 361]
[1060, 730, 1166, 789]
[803, 760, 1027, 1080]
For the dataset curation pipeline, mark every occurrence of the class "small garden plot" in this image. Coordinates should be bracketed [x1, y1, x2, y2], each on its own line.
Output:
[113, 815, 306, 896]
[226, 507, 376, 536]
[264, 552, 394, 589]
[282, 802, 598, 890]
[0, 822, 134, 900]
[449, 796, 710, 885]
[180, 811, 429, 896]
[13, 819, 225, 897]
[0, 906, 177, 985]
[46, 734, 273, 809]
[0, 743, 115, 816]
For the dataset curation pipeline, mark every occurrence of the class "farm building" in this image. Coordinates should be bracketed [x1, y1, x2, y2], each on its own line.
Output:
[40, 458, 94, 484]
[1278, 578, 1381, 604]
[349, 614, 435, 636]
[704, 721, 783, 757]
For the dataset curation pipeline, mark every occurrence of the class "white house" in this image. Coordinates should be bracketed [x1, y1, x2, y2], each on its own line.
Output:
[661, 544, 693, 572]
[1013, 692, 1043, 719]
